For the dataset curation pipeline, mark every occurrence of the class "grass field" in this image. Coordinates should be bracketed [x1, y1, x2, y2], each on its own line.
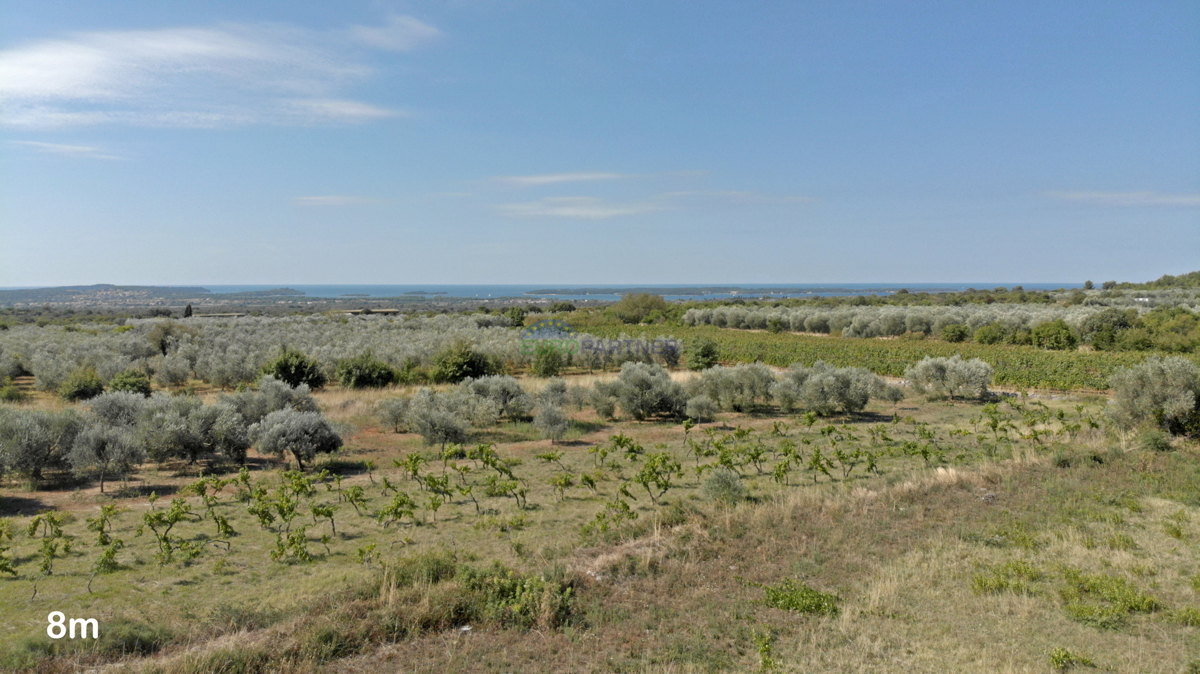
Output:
[1, 375, 1199, 673]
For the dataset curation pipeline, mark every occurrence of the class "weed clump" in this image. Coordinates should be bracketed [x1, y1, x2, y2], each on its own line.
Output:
[1059, 568, 1160, 629]
[758, 578, 839, 615]
[972, 560, 1045, 596]
[1049, 647, 1096, 671]
[703, 469, 749, 506]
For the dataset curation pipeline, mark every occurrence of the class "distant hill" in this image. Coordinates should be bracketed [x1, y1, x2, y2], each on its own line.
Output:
[0, 284, 212, 305]
[1117, 271, 1200, 290]
[0, 285, 309, 306]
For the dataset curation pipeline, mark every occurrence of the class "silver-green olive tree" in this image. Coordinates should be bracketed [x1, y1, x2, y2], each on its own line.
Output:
[1109, 356, 1200, 436]
[253, 409, 342, 471]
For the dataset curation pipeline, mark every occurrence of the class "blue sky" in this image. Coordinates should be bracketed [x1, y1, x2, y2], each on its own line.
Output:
[1, 0, 1197, 286]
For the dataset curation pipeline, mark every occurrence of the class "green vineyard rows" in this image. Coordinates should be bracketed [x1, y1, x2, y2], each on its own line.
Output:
[583, 324, 1200, 391]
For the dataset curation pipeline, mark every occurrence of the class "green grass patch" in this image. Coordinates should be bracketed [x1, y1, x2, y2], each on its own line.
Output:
[757, 578, 839, 615]
[972, 560, 1045, 596]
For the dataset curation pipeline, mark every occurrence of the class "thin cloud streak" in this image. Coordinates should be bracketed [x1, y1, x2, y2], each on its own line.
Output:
[497, 196, 667, 219]
[491, 172, 632, 187]
[10, 140, 123, 159]
[0, 17, 433, 128]
[1047, 191, 1200, 207]
[350, 16, 441, 51]
[660, 190, 815, 204]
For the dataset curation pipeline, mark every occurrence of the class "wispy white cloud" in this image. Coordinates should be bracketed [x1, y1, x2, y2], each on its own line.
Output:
[491, 172, 632, 187]
[497, 196, 667, 219]
[10, 140, 123, 159]
[294, 195, 382, 206]
[1046, 191, 1200, 207]
[350, 16, 440, 52]
[661, 190, 815, 204]
[0, 17, 435, 128]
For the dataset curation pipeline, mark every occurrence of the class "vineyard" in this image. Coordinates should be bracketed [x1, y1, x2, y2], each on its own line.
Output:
[0, 383, 1151, 672]
[585, 324, 1200, 391]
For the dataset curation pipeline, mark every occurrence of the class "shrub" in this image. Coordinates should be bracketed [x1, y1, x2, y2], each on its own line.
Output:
[531, 343, 565, 378]
[59, 367, 104, 401]
[376, 397, 410, 432]
[549, 301, 576, 313]
[1139, 429, 1173, 452]
[703, 469, 747, 505]
[430, 342, 501, 383]
[940, 323, 970, 343]
[261, 348, 326, 390]
[612, 362, 686, 420]
[96, 619, 173, 656]
[534, 405, 570, 444]
[610, 293, 670, 324]
[904, 355, 993, 400]
[108, 369, 152, 397]
[0, 380, 26, 403]
[588, 383, 619, 420]
[252, 409, 342, 470]
[973, 322, 1007, 345]
[1031, 319, 1079, 350]
[334, 353, 398, 389]
[1108, 356, 1200, 435]
[687, 339, 720, 371]
[685, 395, 718, 423]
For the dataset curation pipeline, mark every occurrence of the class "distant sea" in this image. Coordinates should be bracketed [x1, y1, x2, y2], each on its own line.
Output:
[200, 283, 1079, 302]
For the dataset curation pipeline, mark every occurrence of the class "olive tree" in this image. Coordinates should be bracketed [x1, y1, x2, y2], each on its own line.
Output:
[461, 375, 532, 420]
[685, 395, 719, 423]
[220, 376, 318, 426]
[137, 394, 251, 464]
[88, 391, 147, 427]
[70, 423, 144, 492]
[772, 362, 881, 415]
[0, 409, 83, 483]
[534, 405, 570, 444]
[253, 409, 342, 470]
[376, 397, 411, 433]
[691, 364, 775, 412]
[611, 362, 686, 420]
[904, 356, 993, 400]
[1109, 356, 1200, 436]
[406, 388, 499, 447]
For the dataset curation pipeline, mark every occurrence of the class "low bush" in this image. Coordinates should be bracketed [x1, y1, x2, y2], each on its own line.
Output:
[59, 367, 104, 401]
[261, 348, 326, 390]
[108, 369, 152, 397]
[335, 353, 398, 389]
[703, 469, 748, 505]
